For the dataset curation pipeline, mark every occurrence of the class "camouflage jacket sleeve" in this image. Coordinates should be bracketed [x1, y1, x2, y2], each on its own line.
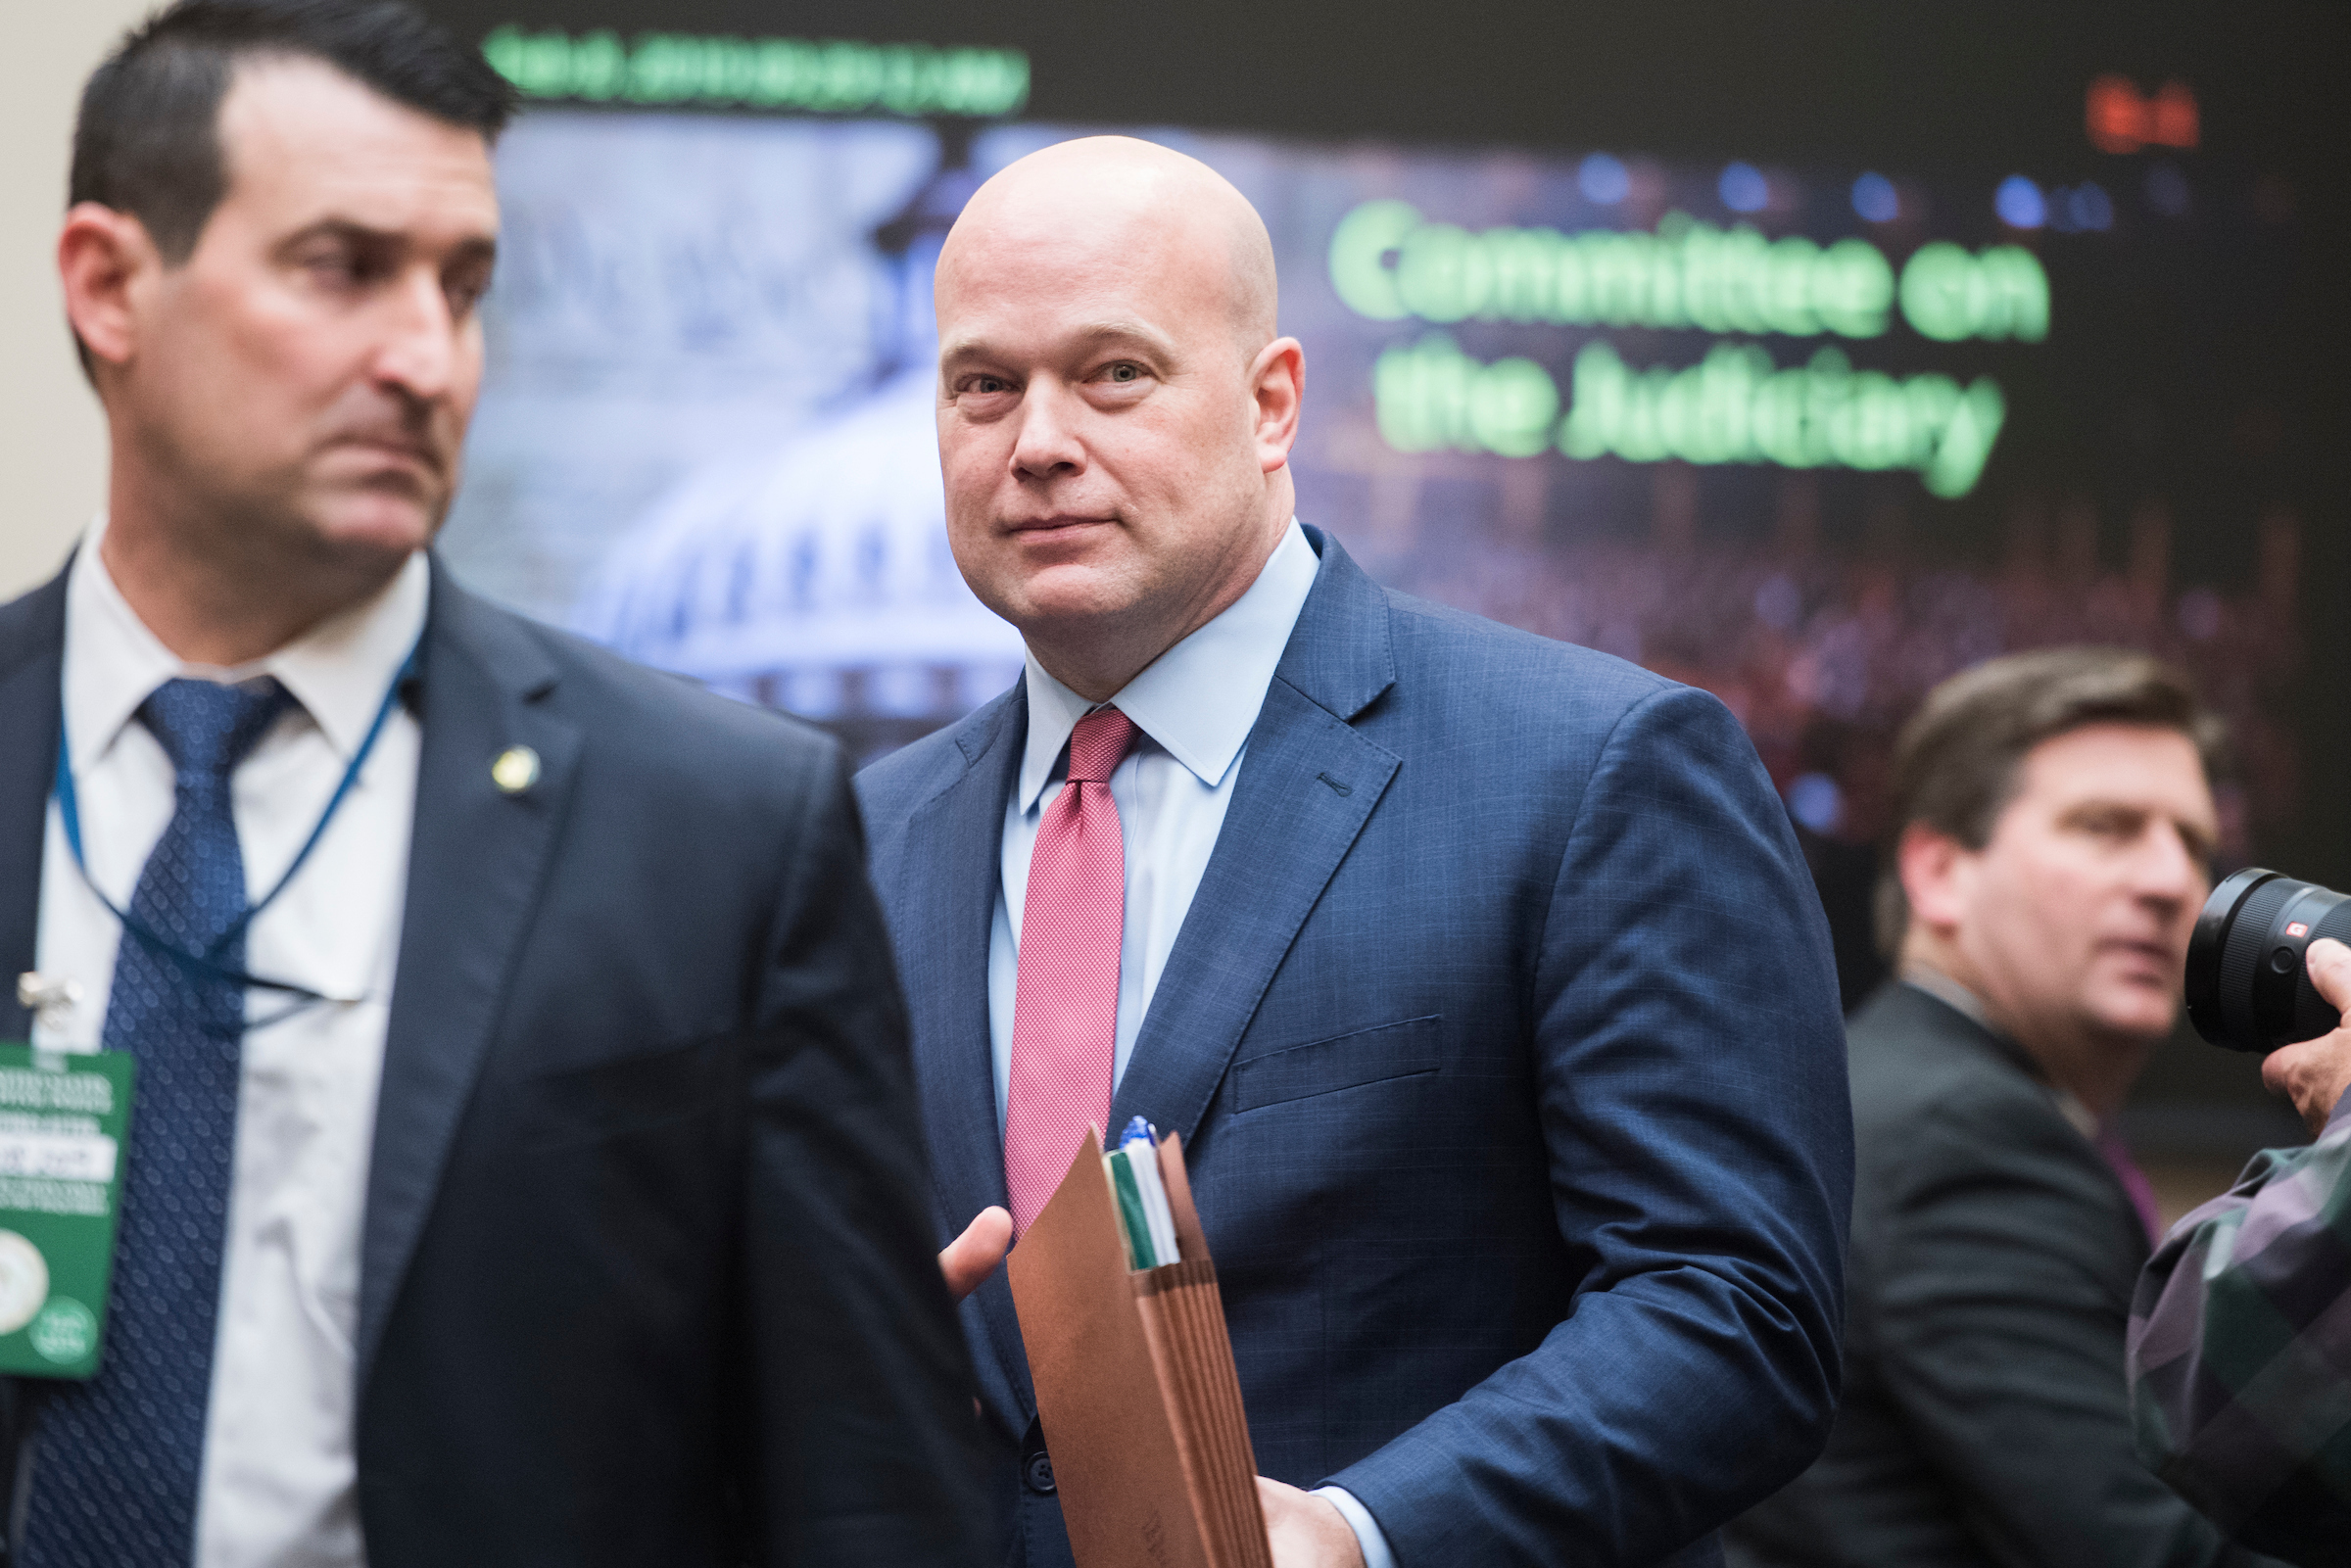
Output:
[2129, 1098, 2351, 1562]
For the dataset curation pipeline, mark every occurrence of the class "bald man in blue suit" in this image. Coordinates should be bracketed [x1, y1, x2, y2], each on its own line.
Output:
[864, 137, 1852, 1568]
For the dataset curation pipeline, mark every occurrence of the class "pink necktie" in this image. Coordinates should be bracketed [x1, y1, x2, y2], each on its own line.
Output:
[1004, 705, 1138, 1235]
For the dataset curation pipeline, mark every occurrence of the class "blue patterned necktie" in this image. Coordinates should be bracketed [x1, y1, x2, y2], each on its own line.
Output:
[23, 677, 293, 1567]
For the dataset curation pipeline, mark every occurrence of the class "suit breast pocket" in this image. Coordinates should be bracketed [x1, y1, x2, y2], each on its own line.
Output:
[1230, 1016, 1442, 1112]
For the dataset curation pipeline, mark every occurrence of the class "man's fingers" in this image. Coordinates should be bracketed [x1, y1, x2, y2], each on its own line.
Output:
[2260, 1041, 2328, 1136]
[2262, 941, 2351, 1136]
[2260, 1041, 2306, 1101]
[2262, 1036, 2351, 1137]
[938, 1206, 1014, 1304]
[2308, 939, 2351, 1012]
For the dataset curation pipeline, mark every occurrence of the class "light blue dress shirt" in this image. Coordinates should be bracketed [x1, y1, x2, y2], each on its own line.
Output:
[985, 519, 1398, 1568]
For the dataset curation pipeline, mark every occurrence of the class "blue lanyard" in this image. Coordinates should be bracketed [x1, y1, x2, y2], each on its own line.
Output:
[51, 645, 420, 1017]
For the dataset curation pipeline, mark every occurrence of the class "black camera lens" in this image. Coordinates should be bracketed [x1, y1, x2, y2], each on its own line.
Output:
[2185, 869, 2351, 1053]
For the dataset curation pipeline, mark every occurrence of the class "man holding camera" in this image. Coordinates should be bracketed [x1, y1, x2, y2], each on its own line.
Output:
[1730, 648, 2285, 1566]
[2129, 943, 2351, 1563]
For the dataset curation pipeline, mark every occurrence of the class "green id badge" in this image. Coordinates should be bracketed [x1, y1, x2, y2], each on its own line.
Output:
[0, 1044, 133, 1379]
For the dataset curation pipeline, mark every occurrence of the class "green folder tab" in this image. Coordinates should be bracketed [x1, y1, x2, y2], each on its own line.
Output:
[1105, 1150, 1159, 1270]
[0, 1044, 134, 1380]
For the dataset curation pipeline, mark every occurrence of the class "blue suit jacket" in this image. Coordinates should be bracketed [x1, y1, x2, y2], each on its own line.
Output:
[856, 529, 1853, 1566]
[0, 560, 985, 1567]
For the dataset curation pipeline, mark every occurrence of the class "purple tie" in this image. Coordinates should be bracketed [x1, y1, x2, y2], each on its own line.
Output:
[2097, 1126, 2166, 1247]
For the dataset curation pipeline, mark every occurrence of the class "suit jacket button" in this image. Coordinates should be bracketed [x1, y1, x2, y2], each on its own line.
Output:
[1023, 1450, 1057, 1495]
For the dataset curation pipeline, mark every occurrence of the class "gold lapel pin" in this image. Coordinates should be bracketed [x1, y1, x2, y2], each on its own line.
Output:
[491, 745, 541, 794]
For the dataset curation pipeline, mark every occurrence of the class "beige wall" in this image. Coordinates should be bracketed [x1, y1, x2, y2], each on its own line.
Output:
[0, 1, 157, 597]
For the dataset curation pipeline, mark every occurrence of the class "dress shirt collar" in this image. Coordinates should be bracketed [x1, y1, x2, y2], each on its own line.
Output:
[65, 511, 431, 774]
[1900, 963, 1996, 1036]
[1017, 519, 1319, 812]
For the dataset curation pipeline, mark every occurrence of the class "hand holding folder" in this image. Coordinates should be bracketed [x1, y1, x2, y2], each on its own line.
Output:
[1008, 1120, 1274, 1568]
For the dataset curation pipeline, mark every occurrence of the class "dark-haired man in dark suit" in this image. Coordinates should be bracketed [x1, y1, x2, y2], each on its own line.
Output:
[1728, 649, 2286, 1568]
[4, 4, 985, 1564]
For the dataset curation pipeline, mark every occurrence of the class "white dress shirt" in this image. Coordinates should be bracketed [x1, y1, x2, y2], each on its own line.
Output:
[985, 520, 1399, 1568]
[33, 516, 424, 1568]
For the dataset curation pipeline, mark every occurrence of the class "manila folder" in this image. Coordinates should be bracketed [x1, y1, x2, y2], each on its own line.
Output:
[1007, 1128, 1272, 1568]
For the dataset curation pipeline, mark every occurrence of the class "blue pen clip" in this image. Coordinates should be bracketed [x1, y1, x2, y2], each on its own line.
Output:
[1118, 1115, 1156, 1152]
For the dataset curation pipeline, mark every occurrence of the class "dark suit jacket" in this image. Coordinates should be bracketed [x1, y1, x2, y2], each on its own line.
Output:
[855, 529, 1853, 1567]
[0, 561, 986, 1566]
[1726, 982, 2284, 1568]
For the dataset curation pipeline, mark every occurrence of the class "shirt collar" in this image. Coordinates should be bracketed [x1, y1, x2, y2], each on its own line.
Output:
[1017, 518, 1319, 813]
[1900, 963, 1997, 1035]
[65, 511, 430, 773]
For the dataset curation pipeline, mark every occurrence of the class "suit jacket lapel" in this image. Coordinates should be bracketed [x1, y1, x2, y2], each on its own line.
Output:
[1111, 532, 1400, 1147]
[0, 573, 68, 1041]
[903, 687, 1024, 1230]
[896, 687, 1032, 1430]
[357, 560, 580, 1391]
